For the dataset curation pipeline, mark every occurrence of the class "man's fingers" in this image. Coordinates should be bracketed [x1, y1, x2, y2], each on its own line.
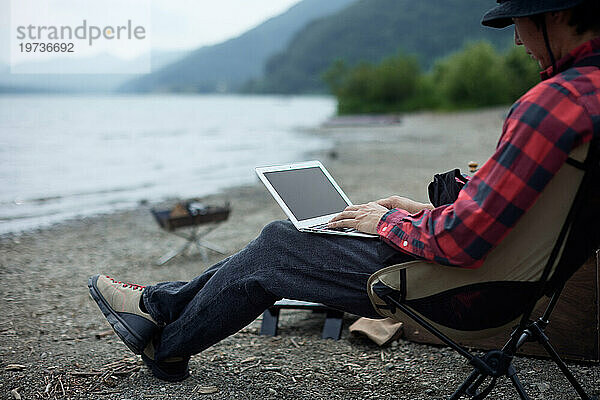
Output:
[376, 198, 398, 209]
[328, 218, 357, 229]
[330, 210, 360, 222]
[340, 210, 360, 218]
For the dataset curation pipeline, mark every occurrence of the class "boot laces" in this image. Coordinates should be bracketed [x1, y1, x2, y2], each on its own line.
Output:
[106, 275, 145, 291]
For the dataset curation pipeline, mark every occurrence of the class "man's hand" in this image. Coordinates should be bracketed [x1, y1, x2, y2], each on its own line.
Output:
[376, 195, 434, 214]
[328, 202, 389, 234]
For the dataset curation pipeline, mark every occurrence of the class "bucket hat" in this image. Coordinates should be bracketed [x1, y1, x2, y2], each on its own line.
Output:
[482, 0, 586, 28]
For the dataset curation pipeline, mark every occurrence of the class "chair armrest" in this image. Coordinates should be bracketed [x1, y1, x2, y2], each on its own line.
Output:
[367, 260, 439, 319]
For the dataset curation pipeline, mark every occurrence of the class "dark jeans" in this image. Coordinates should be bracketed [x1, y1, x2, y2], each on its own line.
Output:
[143, 220, 413, 360]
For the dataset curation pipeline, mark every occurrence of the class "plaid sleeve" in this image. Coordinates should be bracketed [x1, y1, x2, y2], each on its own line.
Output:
[377, 79, 594, 268]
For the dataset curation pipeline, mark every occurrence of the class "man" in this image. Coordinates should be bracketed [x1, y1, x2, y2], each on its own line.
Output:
[89, 0, 600, 382]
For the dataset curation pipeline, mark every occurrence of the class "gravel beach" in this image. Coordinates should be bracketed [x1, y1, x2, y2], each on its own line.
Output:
[1, 107, 598, 399]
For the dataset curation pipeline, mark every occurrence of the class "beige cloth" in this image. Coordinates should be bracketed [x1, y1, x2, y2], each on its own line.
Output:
[349, 317, 403, 346]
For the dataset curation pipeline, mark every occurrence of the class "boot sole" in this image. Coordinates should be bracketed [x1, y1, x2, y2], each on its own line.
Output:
[88, 275, 148, 355]
[141, 353, 190, 382]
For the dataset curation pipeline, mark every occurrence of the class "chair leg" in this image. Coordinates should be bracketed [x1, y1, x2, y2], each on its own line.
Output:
[507, 364, 531, 400]
[532, 326, 593, 400]
[465, 374, 488, 397]
[450, 370, 481, 400]
[321, 310, 344, 340]
[260, 308, 280, 336]
[378, 290, 596, 400]
[449, 365, 531, 400]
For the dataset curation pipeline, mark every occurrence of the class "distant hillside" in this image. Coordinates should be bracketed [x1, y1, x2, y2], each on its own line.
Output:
[249, 0, 514, 94]
[0, 50, 185, 93]
[121, 0, 356, 93]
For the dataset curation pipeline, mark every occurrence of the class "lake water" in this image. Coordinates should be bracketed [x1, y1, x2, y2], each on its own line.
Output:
[0, 95, 336, 234]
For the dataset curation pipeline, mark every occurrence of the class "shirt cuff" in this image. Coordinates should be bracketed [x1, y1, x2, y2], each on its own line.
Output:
[376, 208, 410, 238]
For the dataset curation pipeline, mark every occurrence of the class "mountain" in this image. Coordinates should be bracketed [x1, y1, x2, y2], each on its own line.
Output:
[0, 50, 186, 93]
[249, 0, 515, 94]
[120, 0, 357, 93]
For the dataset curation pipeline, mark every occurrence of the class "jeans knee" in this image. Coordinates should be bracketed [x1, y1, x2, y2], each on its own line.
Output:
[260, 220, 291, 242]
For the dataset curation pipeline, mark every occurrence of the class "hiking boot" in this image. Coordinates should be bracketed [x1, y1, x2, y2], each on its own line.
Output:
[142, 340, 190, 382]
[88, 274, 159, 355]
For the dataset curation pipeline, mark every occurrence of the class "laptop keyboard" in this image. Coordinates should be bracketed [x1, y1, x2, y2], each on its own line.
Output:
[311, 223, 357, 233]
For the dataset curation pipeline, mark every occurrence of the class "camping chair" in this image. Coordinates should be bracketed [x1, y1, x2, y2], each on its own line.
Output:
[367, 138, 600, 400]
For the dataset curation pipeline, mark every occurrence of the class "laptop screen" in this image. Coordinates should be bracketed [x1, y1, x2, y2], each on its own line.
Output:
[263, 166, 349, 221]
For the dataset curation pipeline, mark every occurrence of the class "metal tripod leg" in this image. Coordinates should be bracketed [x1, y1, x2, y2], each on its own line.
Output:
[450, 370, 481, 399]
[190, 225, 226, 261]
[156, 239, 194, 265]
[157, 224, 227, 265]
[507, 364, 531, 400]
[193, 238, 226, 262]
[196, 240, 227, 254]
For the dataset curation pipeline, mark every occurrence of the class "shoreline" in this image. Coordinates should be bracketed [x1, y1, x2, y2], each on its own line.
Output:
[0, 106, 506, 241]
[0, 94, 335, 238]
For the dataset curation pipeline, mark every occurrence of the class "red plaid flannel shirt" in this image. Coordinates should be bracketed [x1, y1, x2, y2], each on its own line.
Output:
[377, 37, 600, 268]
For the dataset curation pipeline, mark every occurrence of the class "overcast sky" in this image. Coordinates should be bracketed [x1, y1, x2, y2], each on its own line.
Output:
[1, 0, 303, 64]
[149, 0, 302, 50]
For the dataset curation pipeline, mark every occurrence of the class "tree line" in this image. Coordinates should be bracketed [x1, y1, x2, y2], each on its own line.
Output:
[323, 41, 540, 114]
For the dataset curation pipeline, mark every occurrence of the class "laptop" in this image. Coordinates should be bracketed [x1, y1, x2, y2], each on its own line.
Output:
[255, 160, 378, 238]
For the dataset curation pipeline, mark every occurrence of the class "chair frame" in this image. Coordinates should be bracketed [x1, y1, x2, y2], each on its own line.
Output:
[376, 138, 600, 399]
[382, 283, 596, 399]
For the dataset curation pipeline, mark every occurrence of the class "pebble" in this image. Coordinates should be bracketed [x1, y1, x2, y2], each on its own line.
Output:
[197, 386, 218, 394]
[5, 364, 26, 371]
[536, 382, 549, 392]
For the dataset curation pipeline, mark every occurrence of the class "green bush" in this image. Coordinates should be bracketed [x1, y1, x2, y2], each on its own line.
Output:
[324, 54, 425, 114]
[503, 46, 541, 100]
[323, 40, 540, 115]
[433, 42, 512, 109]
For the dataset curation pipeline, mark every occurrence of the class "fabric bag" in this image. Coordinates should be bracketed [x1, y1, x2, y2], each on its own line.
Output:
[427, 169, 469, 207]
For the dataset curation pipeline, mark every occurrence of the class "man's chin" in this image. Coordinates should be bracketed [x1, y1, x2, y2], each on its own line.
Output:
[532, 56, 549, 70]
[538, 60, 550, 69]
